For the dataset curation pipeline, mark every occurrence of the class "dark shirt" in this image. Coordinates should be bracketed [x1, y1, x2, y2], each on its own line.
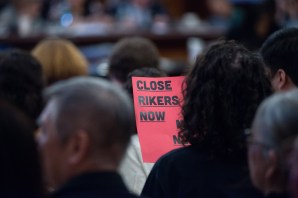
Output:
[266, 192, 290, 198]
[51, 171, 140, 198]
[142, 145, 264, 198]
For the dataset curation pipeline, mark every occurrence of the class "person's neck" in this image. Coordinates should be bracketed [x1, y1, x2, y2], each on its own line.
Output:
[74, 159, 118, 175]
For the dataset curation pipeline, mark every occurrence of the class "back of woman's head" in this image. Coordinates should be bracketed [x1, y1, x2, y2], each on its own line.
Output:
[0, 99, 42, 197]
[32, 38, 88, 85]
[179, 40, 272, 158]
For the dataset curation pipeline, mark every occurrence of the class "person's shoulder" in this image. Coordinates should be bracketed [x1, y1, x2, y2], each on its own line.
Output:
[160, 145, 204, 159]
[121, 193, 146, 198]
[155, 145, 207, 167]
[265, 192, 290, 198]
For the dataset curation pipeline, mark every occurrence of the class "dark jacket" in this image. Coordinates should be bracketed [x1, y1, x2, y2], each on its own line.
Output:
[51, 171, 140, 198]
[265, 192, 290, 198]
[142, 145, 264, 198]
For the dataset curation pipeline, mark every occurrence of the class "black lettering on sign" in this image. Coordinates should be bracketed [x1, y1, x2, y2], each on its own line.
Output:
[150, 81, 157, 90]
[164, 96, 171, 105]
[173, 135, 182, 145]
[138, 96, 179, 106]
[157, 96, 164, 105]
[138, 96, 145, 105]
[140, 111, 165, 121]
[136, 80, 172, 91]
[136, 80, 143, 90]
[149, 96, 157, 105]
[172, 96, 179, 105]
[176, 120, 183, 129]
[157, 81, 164, 90]
[165, 81, 172, 90]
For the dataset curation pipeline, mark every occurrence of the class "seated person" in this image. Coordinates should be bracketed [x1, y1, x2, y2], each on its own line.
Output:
[0, 50, 44, 129]
[42, 0, 107, 25]
[0, 99, 43, 197]
[106, 0, 169, 30]
[0, 0, 43, 36]
[260, 27, 298, 92]
[275, 0, 298, 28]
[248, 89, 298, 197]
[32, 38, 88, 86]
[108, 37, 160, 86]
[226, 0, 279, 51]
[141, 40, 271, 198]
[119, 67, 166, 195]
[37, 77, 141, 197]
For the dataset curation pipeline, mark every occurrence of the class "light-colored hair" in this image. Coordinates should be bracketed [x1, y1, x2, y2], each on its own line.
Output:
[32, 38, 88, 85]
[44, 77, 134, 156]
[253, 89, 298, 150]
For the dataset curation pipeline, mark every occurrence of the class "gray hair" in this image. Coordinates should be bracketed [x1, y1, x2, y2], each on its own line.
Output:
[44, 77, 134, 152]
[252, 89, 298, 154]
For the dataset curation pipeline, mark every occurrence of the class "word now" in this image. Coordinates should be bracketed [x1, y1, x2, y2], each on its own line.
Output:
[140, 111, 165, 121]
[137, 80, 172, 91]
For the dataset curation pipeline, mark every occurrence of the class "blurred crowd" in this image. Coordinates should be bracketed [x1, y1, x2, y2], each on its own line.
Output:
[1, 0, 298, 198]
[2, 27, 298, 197]
[0, 0, 169, 36]
[0, 0, 297, 50]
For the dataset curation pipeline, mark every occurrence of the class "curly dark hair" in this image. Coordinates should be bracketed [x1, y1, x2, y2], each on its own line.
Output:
[179, 40, 272, 158]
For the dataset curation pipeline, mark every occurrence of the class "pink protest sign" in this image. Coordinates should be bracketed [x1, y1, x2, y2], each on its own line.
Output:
[132, 76, 185, 163]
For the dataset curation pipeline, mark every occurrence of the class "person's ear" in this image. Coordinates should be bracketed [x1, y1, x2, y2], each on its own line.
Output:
[272, 69, 287, 91]
[66, 130, 90, 165]
[265, 149, 278, 181]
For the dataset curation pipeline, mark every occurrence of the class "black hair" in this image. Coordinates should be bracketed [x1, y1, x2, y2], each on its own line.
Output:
[0, 50, 44, 128]
[0, 99, 43, 197]
[260, 27, 298, 85]
[125, 67, 166, 98]
[179, 40, 272, 158]
[124, 67, 166, 134]
[109, 37, 159, 83]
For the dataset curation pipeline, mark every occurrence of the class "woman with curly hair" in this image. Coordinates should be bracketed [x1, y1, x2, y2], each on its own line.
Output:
[141, 40, 271, 198]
